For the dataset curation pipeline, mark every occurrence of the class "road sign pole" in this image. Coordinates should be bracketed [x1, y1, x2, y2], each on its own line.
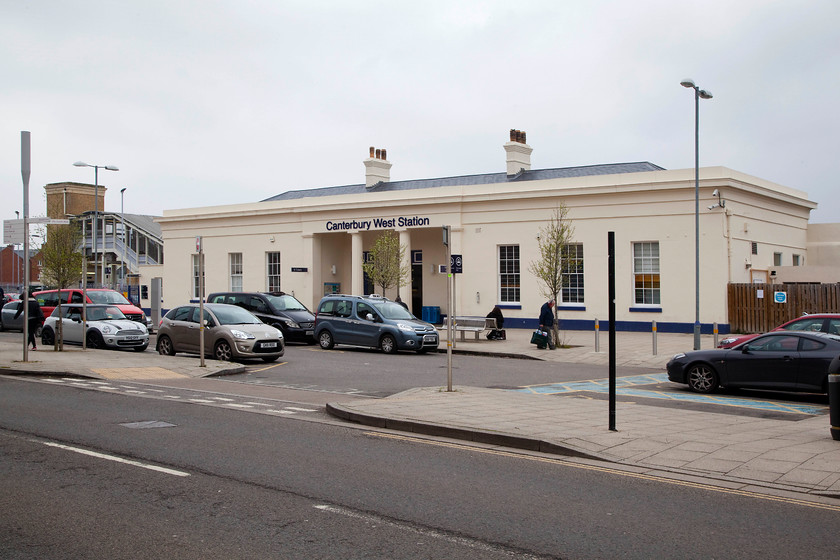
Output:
[443, 226, 453, 391]
[21, 131, 31, 362]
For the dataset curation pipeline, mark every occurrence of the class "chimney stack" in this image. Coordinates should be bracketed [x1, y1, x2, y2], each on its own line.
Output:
[504, 129, 532, 175]
[364, 146, 392, 187]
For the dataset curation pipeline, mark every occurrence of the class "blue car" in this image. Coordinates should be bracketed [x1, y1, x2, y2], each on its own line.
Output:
[314, 294, 439, 354]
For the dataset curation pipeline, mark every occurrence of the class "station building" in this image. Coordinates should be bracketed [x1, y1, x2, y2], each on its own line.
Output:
[150, 130, 826, 333]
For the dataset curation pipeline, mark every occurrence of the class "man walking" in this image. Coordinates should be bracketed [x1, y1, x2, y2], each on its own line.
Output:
[15, 291, 44, 350]
[538, 298, 556, 350]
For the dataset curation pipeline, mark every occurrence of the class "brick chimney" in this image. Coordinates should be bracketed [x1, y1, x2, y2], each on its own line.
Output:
[504, 129, 533, 175]
[364, 146, 392, 187]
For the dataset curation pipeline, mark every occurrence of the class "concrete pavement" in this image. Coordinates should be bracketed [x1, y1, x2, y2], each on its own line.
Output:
[2, 328, 839, 498]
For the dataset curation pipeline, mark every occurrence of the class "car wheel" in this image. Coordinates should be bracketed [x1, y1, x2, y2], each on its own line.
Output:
[133, 344, 149, 352]
[157, 335, 176, 356]
[261, 355, 279, 363]
[214, 340, 233, 361]
[86, 331, 104, 349]
[380, 334, 397, 354]
[687, 363, 719, 393]
[318, 330, 334, 349]
[41, 327, 55, 346]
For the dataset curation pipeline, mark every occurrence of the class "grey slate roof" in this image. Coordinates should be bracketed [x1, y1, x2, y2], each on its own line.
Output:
[262, 162, 665, 202]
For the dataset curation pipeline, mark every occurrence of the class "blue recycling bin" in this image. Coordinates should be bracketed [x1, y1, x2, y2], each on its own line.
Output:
[422, 306, 441, 324]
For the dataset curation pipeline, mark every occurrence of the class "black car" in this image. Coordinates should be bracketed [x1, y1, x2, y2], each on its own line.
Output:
[206, 292, 316, 344]
[667, 331, 840, 394]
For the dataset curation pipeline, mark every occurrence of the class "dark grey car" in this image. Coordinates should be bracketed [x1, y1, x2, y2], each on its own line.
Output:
[667, 331, 840, 394]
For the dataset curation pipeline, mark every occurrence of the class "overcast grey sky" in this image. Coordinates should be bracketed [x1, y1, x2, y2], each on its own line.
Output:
[3, 1, 838, 224]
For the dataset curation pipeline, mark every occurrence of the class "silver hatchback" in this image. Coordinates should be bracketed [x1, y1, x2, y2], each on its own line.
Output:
[156, 303, 285, 362]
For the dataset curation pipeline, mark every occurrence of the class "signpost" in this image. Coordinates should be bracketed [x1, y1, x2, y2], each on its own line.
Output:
[197, 236, 205, 367]
[443, 226, 453, 391]
[21, 131, 31, 362]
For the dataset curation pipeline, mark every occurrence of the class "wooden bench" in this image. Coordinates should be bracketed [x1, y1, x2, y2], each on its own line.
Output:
[438, 317, 497, 341]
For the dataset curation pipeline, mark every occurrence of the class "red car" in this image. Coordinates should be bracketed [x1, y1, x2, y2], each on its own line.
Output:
[2, 293, 20, 306]
[718, 314, 840, 348]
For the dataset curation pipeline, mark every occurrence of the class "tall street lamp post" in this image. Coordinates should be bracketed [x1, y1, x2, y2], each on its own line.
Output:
[73, 161, 119, 287]
[120, 187, 127, 294]
[14, 211, 20, 289]
[680, 79, 713, 351]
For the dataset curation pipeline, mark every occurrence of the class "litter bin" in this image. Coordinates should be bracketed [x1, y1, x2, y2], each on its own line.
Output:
[829, 357, 840, 441]
[422, 306, 441, 324]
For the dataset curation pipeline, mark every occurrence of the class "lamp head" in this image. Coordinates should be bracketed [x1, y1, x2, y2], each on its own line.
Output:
[104, 165, 119, 171]
[699, 89, 713, 99]
[680, 78, 696, 89]
[121, 188, 127, 194]
[73, 161, 89, 167]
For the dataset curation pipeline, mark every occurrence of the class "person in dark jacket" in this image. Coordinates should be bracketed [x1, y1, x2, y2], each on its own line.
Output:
[486, 305, 505, 340]
[14, 292, 44, 350]
[538, 298, 556, 349]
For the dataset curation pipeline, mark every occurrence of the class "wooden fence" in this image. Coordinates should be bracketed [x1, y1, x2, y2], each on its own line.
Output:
[727, 283, 840, 333]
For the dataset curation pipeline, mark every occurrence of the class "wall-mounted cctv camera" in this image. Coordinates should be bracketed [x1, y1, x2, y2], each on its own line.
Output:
[712, 189, 719, 197]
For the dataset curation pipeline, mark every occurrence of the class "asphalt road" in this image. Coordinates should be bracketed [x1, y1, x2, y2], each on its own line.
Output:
[231, 341, 653, 397]
[2, 376, 839, 559]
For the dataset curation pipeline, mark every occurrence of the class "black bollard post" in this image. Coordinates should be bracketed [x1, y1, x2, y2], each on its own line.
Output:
[828, 357, 840, 441]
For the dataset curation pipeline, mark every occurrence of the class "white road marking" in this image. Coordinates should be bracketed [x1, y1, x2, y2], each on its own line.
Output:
[314, 504, 540, 558]
[286, 407, 317, 412]
[41, 441, 190, 477]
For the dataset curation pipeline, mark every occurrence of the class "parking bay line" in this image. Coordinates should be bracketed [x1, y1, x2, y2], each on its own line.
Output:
[516, 374, 828, 415]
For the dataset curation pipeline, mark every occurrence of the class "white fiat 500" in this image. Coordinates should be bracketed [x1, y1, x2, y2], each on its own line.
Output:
[41, 303, 150, 352]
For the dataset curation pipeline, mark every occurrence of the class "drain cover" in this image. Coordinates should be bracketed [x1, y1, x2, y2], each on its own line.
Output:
[120, 421, 177, 429]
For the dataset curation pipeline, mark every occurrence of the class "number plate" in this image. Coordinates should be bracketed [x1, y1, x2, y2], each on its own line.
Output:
[305, 330, 314, 336]
[423, 335, 437, 342]
[262, 342, 278, 348]
[126, 336, 139, 340]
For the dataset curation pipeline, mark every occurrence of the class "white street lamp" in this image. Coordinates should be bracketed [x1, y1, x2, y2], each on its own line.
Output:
[680, 79, 713, 351]
[120, 187, 127, 294]
[73, 161, 119, 287]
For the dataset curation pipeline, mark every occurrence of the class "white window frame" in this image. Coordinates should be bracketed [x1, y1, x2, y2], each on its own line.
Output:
[560, 243, 584, 304]
[266, 252, 282, 292]
[229, 253, 243, 291]
[632, 241, 660, 306]
[498, 245, 520, 304]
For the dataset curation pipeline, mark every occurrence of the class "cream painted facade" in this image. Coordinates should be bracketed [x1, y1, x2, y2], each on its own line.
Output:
[151, 140, 819, 334]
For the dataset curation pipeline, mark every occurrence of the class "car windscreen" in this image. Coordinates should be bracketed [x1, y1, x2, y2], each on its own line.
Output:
[87, 291, 132, 305]
[86, 306, 127, 321]
[210, 305, 262, 325]
[371, 301, 414, 320]
[265, 294, 309, 313]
